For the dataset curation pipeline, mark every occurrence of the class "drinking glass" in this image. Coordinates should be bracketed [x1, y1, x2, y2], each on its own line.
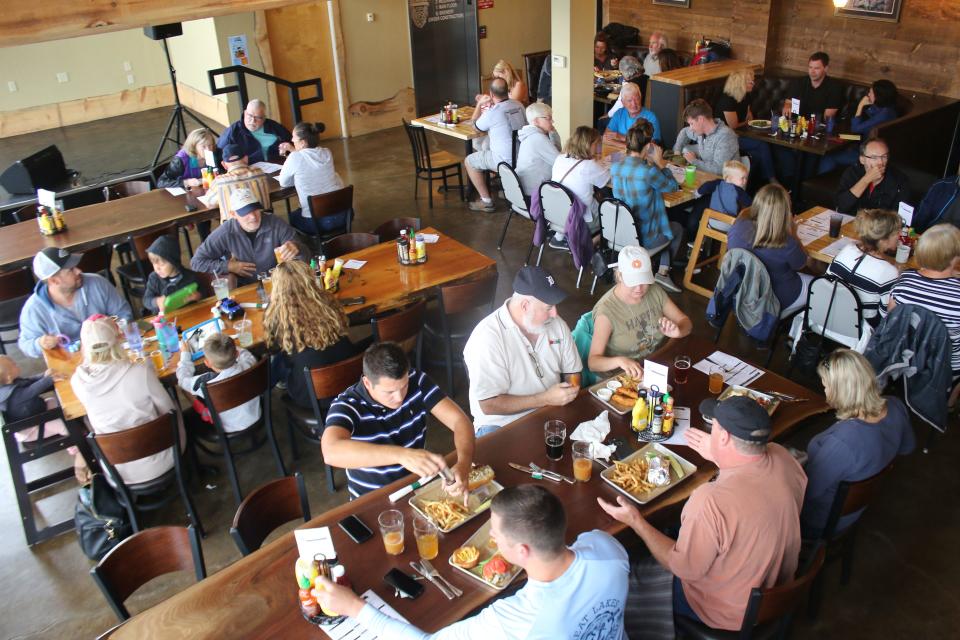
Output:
[413, 514, 439, 560]
[572, 441, 593, 482]
[234, 319, 253, 348]
[378, 509, 405, 556]
[673, 355, 691, 385]
[212, 275, 230, 301]
[708, 366, 725, 394]
[563, 372, 582, 388]
[829, 213, 843, 238]
[149, 349, 165, 372]
[544, 420, 567, 461]
[684, 164, 697, 188]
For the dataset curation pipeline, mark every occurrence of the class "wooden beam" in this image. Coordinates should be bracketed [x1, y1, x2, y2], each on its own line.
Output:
[1, 0, 314, 47]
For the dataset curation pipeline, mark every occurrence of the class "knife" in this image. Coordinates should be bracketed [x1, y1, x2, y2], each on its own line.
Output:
[508, 462, 562, 483]
[420, 558, 463, 597]
[529, 462, 575, 485]
[410, 562, 455, 599]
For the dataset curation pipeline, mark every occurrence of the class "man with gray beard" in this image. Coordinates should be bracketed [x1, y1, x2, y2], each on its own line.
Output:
[463, 266, 582, 436]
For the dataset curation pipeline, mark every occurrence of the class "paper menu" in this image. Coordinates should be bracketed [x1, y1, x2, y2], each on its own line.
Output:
[251, 161, 283, 174]
[421, 234, 440, 244]
[693, 351, 765, 388]
[319, 590, 409, 639]
[663, 406, 691, 445]
[644, 360, 669, 393]
[342, 260, 366, 270]
[294, 527, 336, 560]
[821, 236, 855, 258]
[796, 210, 853, 246]
[164, 187, 187, 196]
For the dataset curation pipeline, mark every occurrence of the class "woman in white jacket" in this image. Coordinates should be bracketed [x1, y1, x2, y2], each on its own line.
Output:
[277, 121, 346, 235]
[71, 316, 183, 485]
[515, 102, 562, 197]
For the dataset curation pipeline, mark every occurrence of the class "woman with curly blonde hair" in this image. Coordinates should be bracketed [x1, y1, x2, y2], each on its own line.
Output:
[492, 59, 528, 105]
[265, 260, 359, 407]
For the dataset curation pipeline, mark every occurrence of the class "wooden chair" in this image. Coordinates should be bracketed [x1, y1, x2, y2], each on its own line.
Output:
[76, 244, 116, 286]
[807, 464, 894, 619]
[683, 208, 736, 298]
[87, 410, 204, 535]
[322, 232, 379, 259]
[229, 472, 311, 556]
[423, 273, 499, 393]
[2, 402, 96, 545]
[402, 118, 465, 208]
[303, 185, 355, 250]
[0, 267, 34, 355]
[102, 180, 151, 201]
[676, 543, 826, 640]
[90, 525, 206, 621]
[284, 352, 365, 492]
[95, 622, 126, 639]
[199, 357, 287, 506]
[115, 226, 179, 310]
[371, 299, 426, 369]
[372, 217, 421, 242]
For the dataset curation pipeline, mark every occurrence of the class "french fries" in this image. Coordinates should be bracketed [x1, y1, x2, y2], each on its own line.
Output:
[420, 499, 471, 530]
[609, 458, 656, 496]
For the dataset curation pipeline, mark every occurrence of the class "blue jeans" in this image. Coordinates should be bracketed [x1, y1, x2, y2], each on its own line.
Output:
[475, 424, 501, 437]
[673, 576, 702, 622]
[818, 147, 858, 175]
[288, 207, 350, 236]
[738, 136, 775, 182]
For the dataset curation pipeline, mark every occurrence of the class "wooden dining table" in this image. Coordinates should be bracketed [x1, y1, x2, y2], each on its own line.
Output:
[43, 228, 496, 421]
[111, 335, 828, 639]
[411, 106, 483, 157]
[797, 205, 917, 269]
[0, 180, 296, 270]
[600, 140, 721, 209]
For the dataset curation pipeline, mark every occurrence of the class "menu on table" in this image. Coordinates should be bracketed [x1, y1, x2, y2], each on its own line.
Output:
[693, 351, 764, 388]
[319, 590, 409, 639]
[796, 210, 854, 246]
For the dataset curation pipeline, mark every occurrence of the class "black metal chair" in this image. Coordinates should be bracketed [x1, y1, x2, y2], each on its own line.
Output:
[402, 118, 466, 207]
[87, 410, 204, 535]
[91, 525, 205, 621]
[199, 357, 287, 506]
[229, 472, 311, 556]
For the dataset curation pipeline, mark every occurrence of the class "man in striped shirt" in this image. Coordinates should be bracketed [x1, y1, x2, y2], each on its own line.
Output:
[321, 342, 475, 498]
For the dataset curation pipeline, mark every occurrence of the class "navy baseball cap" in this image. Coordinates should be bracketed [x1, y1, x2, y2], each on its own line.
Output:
[513, 266, 567, 305]
[699, 395, 771, 443]
[222, 144, 245, 162]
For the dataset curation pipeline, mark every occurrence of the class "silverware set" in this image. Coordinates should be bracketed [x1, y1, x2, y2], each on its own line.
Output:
[410, 558, 462, 599]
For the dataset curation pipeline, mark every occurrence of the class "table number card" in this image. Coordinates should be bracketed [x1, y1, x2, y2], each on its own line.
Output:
[790, 98, 800, 115]
[37, 188, 57, 208]
[644, 360, 669, 393]
[898, 201, 914, 227]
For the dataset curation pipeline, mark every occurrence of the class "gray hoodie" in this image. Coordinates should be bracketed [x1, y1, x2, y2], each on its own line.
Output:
[71, 360, 182, 485]
[515, 124, 562, 197]
[672, 118, 741, 175]
[18, 274, 132, 359]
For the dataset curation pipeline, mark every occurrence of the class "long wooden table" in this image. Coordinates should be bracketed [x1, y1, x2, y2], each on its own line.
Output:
[112, 335, 827, 639]
[797, 206, 917, 269]
[0, 181, 296, 270]
[411, 106, 482, 157]
[43, 228, 496, 420]
[600, 140, 721, 209]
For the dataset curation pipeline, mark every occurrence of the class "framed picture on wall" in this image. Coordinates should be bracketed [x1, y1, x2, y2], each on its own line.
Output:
[835, 0, 902, 22]
[652, 0, 690, 7]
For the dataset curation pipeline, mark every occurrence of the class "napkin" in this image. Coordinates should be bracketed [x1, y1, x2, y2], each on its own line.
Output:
[570, 411, 616, 460]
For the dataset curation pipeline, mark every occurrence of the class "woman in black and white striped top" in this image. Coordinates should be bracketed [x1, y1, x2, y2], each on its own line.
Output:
[827, 208, 901, 327]
[890, 224, 960, 376]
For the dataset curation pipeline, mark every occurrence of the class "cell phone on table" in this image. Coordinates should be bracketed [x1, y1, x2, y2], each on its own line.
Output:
[338, 514, 373, 543]
[608, 437, 634, 461]
[383, 568, 424, 599]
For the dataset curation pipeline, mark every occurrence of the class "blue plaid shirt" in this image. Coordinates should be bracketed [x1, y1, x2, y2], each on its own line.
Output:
[610, 155, 679, 246]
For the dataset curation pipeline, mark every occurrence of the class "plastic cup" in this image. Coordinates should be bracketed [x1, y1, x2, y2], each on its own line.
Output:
[274, 246, 286, 264]
[684, 164, 697, 188]
[378, 509, 405, 556]
[673, 355, 691, 385]
[212, 276, 230, 301]
[564, 372, 582, 388]
[413, 514, 439, 560]
[708, 366, 725, 394]
[545, 420, 566, 461]
[149, 350, 165, 372]
[572, 441, 593, 482]
[234, 319, 253, 348]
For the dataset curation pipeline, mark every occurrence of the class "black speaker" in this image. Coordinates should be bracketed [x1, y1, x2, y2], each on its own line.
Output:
[0, 145, 69, 195]
[143, 23, 183, 40]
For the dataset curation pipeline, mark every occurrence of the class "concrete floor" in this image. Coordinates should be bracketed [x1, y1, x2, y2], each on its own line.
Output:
[1, 109, 958, 639]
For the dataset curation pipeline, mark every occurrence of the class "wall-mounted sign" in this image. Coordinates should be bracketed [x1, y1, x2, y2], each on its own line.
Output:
[478, 0, 494, 9]
[228, 34, 249, 66]
[479, 25, 487, 39]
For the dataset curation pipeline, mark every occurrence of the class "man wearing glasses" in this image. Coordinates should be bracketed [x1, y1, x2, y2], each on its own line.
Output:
[835, 138, 908, 214]
[463, 266, 582, 437]
[217, 98, 292, 164]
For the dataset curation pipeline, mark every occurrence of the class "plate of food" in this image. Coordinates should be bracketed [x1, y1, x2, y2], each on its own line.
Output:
[600, 443, 697, 505]
[588, 373, 672, 415]
[748, 119, 771, 129]
[409, 465, 501, 533]
[717, 385, 780, 415]
[449, 519, 524, 590]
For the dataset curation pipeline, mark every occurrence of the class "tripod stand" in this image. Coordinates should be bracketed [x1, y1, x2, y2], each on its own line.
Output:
[151, 38, 212, 169]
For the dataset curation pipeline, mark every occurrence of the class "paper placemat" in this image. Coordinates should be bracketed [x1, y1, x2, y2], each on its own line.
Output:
[319, 590, 409, 639]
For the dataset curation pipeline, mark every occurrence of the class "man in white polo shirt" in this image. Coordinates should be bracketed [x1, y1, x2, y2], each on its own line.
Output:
[464, 266, 582, 436]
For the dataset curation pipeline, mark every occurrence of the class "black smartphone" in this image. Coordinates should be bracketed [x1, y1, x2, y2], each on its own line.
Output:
[338, 514, 373, 544]
[340, 296, 366, 306]
[383, 568, 424, 599]
[608, 437, 634, 461]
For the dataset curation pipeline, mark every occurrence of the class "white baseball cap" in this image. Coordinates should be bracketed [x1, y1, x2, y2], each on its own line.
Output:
[617, 246, 654, 287]
[229, 188, 262, 216]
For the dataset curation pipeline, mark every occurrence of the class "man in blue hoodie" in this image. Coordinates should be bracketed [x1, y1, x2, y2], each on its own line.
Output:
[18, 248, 132, 359]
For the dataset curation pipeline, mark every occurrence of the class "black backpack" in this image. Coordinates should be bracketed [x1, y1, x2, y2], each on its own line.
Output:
[75, 474, 132, 560]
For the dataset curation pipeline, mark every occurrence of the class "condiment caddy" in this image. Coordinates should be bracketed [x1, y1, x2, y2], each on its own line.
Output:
[397, 227, 427, 266]
[35, 204, 67, 236]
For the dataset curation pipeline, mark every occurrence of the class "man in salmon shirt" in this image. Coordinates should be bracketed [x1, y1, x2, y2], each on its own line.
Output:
[599, 395, 807, 635]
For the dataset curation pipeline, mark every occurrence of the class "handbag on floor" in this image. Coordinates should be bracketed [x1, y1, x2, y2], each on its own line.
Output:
[75, 473, 132, 561]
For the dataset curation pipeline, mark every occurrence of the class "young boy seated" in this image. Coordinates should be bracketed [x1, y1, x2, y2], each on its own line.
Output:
[143, 234, 203, 315]
[177, 332, 260, 433]
[687, 160, 753, 236]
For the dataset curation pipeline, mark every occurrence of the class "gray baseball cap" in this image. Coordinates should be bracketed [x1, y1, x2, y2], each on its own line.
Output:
[33, 247, 81, 280]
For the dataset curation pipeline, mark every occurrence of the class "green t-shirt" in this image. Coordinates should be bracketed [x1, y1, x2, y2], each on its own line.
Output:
[592, 284, 668, 361]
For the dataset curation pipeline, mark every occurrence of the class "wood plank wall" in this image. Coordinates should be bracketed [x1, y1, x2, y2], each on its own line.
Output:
[605, 0, 960, 98]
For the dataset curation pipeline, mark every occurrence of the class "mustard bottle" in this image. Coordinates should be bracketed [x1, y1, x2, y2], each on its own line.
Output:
[632, 395, 648, 433]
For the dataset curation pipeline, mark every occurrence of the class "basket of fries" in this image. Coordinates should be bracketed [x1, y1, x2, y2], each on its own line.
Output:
[600, 444, 697, 505]
[409, 477, 503, 533]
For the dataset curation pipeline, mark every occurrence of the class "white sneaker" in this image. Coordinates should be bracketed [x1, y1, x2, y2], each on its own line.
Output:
[655, 272, 681, 293]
